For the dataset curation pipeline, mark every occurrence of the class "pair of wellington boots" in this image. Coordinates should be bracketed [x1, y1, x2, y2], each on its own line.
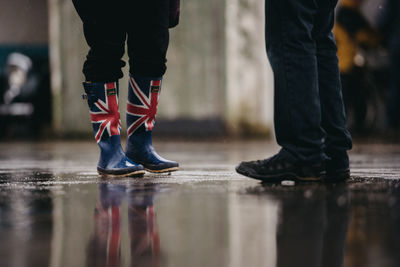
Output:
[83, 74, 179, 177]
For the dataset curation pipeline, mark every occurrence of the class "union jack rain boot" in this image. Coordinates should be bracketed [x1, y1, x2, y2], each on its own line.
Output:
[125, 74, 179, 173]
[83, 81, 145, 177]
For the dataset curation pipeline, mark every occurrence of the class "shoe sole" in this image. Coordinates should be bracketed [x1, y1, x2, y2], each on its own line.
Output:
[236, 166, 325, 183]
[145, 167, 179, 173]
[325, 170, 350, 183]
[97, 169, 146, 178]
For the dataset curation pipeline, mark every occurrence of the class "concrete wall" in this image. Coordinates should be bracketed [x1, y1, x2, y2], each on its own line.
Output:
[48, 0, 88, 135]
[225, 0, 274, 135]
[0, 0, 48, 44]
[49, 0, 274, 137]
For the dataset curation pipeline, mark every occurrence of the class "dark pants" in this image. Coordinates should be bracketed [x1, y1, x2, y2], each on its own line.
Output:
[72, 0, 170, 82]
[265, 0, 352, 163]
[386, 40, 400, 129]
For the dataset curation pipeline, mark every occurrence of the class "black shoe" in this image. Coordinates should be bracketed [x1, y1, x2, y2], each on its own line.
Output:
[236, 153, 326, 183]
[325, 159, 350, 183]
[324, 152, 350, 182]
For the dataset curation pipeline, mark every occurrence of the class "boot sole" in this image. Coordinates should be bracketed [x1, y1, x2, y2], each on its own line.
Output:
[236, 166, 325, 183]
[145, 167, 179, 173]
[97, 169, 146, 178]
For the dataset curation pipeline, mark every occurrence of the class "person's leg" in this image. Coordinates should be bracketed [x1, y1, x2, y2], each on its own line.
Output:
[386, 42, 400, 129]
[72, 0, 127, 82]
[236, 0, 326, 182]
[126, 0, 169, 78]
[124, 0, 179, 173]
[73, 0, 144, 176]
[313, 0, 352, 181]
[266, 0, 326, 164]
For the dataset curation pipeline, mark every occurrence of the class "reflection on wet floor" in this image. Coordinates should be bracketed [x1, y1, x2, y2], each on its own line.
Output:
[87, 183, 160, 267]
[0, 141, 399, 267]
[248, 183, 350, 267]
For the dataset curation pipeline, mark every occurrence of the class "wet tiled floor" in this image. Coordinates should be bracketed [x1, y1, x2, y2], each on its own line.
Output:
[0, 140, 399, 267]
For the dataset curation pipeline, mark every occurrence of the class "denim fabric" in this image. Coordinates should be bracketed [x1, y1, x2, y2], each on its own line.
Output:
[72, 0, 170, 82]
[386, 41, 400, 129]
[377, 0, 400, 129]
[265, 0, 352, 164]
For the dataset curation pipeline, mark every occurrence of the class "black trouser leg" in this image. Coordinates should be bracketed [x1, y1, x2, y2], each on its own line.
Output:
[72, 0, 127, 82]
[126, 0, 170, 77]
[386, 42, 400, 129]
[72, 0, 170, 81]
[265, 0, 325, 163]
[314, 0, 352, 166]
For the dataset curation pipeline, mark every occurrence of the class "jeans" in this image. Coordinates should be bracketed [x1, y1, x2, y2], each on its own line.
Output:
[386, 40, 400, 129]
[265, 0, 352, 164]
[72, 0, 170, 82]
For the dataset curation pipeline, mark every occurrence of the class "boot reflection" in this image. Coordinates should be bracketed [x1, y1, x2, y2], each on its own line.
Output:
[87, 183, 160, 267]
[128, 185, 160, 267]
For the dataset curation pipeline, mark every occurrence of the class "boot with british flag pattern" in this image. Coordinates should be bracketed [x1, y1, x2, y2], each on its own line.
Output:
[83, 81, 145, 177]
[125, 74, 179, 173]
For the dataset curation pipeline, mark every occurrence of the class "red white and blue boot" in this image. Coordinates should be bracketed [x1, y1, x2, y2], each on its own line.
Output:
[83, 81, 145, 177]
[125, 74, 179, 173]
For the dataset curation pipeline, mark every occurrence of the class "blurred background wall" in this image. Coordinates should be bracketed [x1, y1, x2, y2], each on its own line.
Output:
[0, 0, 48, 44]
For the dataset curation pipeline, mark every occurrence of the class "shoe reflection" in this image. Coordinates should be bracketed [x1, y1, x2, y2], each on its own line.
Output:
[87, 183, 160, 267]
[255, 183, 350, 267]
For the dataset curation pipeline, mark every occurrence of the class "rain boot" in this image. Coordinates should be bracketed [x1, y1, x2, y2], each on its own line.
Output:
[83, 81, 145, 177]
[125, 74, 179, 173]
